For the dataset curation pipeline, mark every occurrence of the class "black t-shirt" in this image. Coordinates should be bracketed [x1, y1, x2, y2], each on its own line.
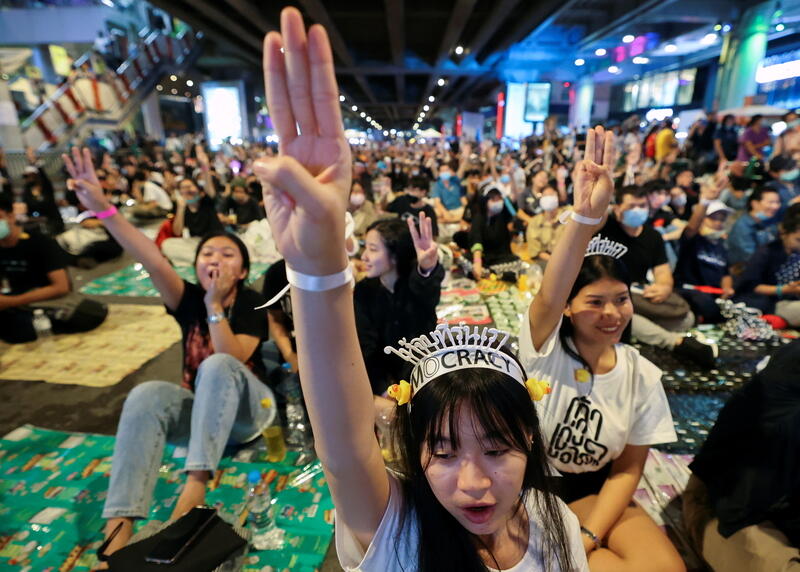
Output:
[714, 126, 739, 161]
[386, 195, 439, 237]
[183, 195, 224, 237]
[167, 280, 267, 390]
[675, 233, 729, 288]
[690, 340, 800, 540]
[469, 206, 515, 266]
[599, 215, 668, 283]
[222, 196, 264, 225]
[0, 232, 67, 295]
[648, 207, 676, 230]
[354, 264, 445, 395]
[261, 259, 295, 354]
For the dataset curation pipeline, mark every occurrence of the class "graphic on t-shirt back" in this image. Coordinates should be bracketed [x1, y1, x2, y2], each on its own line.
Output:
[548, 396, 609, 467]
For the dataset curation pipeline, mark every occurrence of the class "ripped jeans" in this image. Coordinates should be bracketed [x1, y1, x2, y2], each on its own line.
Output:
[102, 353, 275, 519]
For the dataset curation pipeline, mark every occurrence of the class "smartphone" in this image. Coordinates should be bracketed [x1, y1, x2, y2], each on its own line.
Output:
[145, 506, 216, 565]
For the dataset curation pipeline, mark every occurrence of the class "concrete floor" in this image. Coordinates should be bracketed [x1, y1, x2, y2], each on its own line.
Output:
[0, 251, 343, 571]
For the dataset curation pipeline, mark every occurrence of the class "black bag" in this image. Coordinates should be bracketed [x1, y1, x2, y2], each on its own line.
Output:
[631, 291, 691, 321]
[32, 294, 108, 334]
[98, 509, 248, 572]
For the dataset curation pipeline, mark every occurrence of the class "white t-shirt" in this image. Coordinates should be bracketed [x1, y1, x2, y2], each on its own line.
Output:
[142, 181, 173, 210]
[335, 475, 589, 572]
[518, 312, 676, 474]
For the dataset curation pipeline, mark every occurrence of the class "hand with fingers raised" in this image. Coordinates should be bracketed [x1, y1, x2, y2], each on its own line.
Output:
[408, 212, 438, 273]
[572, 126, 616, 224]
[254, 7, 352, 278]
[62, 148, 112, 213]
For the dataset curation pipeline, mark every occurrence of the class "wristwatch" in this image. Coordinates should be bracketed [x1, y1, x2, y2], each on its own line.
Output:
[207, 311, 227, 324]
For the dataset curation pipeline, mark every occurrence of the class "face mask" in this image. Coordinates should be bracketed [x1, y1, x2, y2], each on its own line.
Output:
[186, 196, 200, 205]
[411, 169, 420, 176]
[755, 211, 769, 221]
[349, 193, 365, 207]
[671, 194, 687, 208]
[781, 169, 800, 181]
[704, 229, 725, 241]
[500, 174, 511, 184]
[0, 219, 9, 240]
[621, 207, 649, 228]
[487, 201, 504, 215]
[440, 172, 452, 181]
[539, 195, 559, 211]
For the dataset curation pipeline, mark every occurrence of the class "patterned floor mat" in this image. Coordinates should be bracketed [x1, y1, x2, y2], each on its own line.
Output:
[0, 304, 181, 387]
[0, 425, 333, 571]
[79, 263, 271, 297]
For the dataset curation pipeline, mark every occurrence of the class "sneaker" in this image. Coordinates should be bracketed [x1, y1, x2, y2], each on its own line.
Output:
[674, 335, 719, 368]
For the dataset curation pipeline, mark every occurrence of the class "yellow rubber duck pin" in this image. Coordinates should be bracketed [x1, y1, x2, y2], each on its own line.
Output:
[574, 369, 591, 383]
[525, 378, 552, 401]
[387, 380, 412, 406]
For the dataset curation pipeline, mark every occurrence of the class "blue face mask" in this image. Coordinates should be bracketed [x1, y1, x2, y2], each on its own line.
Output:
[439, 172, 452, 182]
[0, 219, 9, 240]
[755, 211, 770, 221]
[621, 207, 649, 228]
[186, 196, 201, 205]
[500, 174, 511, 184]
[781, 169, 800, 181]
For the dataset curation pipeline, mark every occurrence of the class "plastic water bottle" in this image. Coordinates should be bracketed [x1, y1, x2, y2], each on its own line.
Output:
[246, 471, 284, 551]
[32, 309, 53, 341]
[280, 366, 314, 451]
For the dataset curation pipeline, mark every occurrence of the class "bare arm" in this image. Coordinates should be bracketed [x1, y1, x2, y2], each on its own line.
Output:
[529, 128, 616, 350]
[172, 198, 187, 237]
[0, 269, 70, 309]
[63, 149, 185, 311]
[256, 9, 388, 551]
[579, 444, 649, 543]
[268, 309, 298, 371]
[683, 203, 707, 239]
[652, 263, 674, 290]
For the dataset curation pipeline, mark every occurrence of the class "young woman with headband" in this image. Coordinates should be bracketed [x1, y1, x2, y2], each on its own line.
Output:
[519, 128, 684, 571]
[253, 8, 591, 570]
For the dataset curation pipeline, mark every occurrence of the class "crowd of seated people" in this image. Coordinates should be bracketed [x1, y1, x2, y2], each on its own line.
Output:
[4, 72, 800, 569]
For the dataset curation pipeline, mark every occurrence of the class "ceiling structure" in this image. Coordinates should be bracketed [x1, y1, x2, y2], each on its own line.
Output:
[150, 0, 770, 129]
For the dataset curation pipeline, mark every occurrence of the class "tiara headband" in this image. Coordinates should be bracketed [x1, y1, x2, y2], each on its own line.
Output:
[585, 235, 628, 259]
[383, 323, 550, 407]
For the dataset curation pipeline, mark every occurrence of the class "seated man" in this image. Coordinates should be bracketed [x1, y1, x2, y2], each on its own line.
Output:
[683, 339, 800, 572]
[727, 187, 781, 267]
[599, 185, 718, 366]
[129, 168, 173, 219]
[219, 178, 265, 228]
[0, 197, 106, 343]
[161, 177, 223, 266]
[386, 175, 439, 238]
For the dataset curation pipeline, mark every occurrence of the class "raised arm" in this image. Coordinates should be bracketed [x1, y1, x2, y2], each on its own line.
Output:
[63, 148, 185, 311]
[528, 127, 615, 351]
[254, 7, 388, 551]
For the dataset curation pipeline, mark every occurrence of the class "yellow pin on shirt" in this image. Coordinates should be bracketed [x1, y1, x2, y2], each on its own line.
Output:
[574, 369, 591, 383]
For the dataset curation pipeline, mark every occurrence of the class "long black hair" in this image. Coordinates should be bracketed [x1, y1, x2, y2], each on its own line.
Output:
[558, 255, 632, 376]
[392, 348, 575, 572]
[366, 218, 417, 278]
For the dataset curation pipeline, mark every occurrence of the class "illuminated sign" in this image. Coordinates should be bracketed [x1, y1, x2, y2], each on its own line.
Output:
[200, 81, 247, 148]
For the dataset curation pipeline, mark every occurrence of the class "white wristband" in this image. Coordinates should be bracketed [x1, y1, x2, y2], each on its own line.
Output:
[285, 264, 353, 292]
[558, 209, 603, 226]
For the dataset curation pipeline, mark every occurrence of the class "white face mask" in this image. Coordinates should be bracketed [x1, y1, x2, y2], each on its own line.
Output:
[487, 200, 504, 215]
[539, 195, 559, 211]
[350, 193, 366, 207]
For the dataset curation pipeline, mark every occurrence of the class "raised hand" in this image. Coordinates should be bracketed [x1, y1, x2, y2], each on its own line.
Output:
[62, 148, 111, 213]
[572, 126, 615, 222]
[254, 7, 351, 276]
[407, 212, 438, 272]
[195, 144, 210, 168]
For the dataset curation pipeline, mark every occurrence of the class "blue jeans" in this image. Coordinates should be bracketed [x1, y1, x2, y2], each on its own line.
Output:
[102, 353, 275, 519]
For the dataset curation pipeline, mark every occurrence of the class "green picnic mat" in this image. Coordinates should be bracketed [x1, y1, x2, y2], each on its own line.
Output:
[79, 263, 271, 297]
[0, 425, 333, 571]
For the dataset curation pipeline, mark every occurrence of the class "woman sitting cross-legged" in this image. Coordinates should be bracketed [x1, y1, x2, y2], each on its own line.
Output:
[518, 127, 686, 571]
[63, 148, 275, 567]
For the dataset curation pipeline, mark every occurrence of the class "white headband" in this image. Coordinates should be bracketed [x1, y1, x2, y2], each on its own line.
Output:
[384, 324, 550, 407]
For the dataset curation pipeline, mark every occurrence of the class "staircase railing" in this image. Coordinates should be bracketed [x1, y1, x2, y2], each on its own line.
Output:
[19, 26, 199, 152]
